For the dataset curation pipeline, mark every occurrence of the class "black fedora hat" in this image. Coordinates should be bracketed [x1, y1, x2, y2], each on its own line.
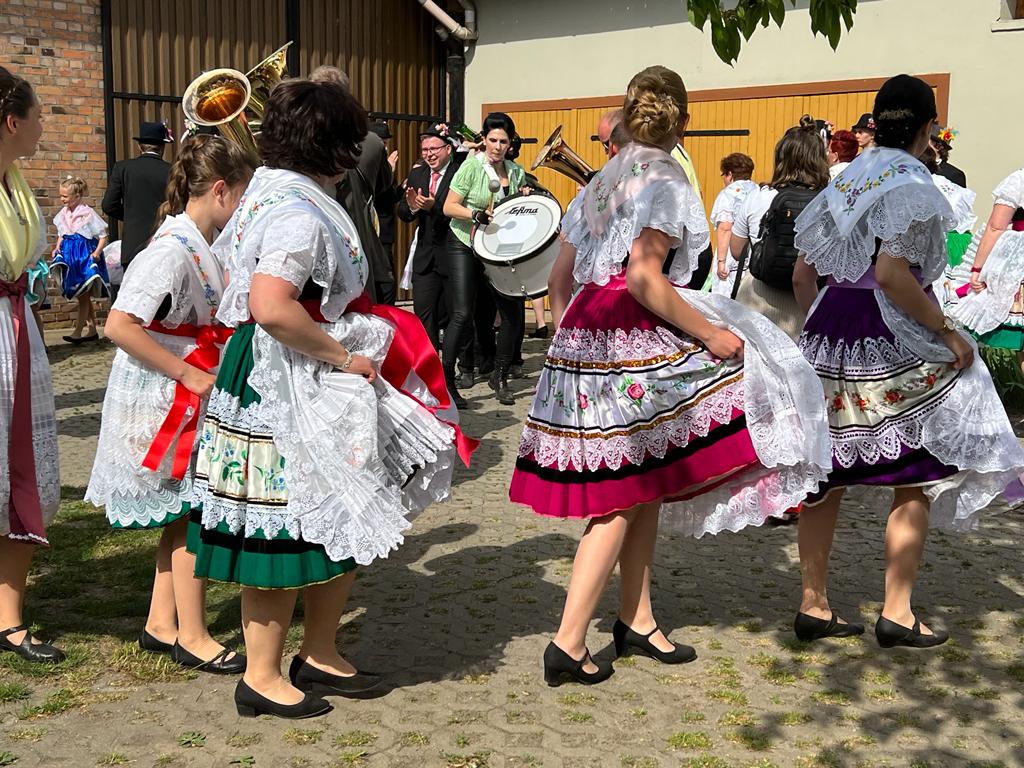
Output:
[368, 120, 391, 140]
[852, 113, 876, 132]
[133, 121, 173, 143]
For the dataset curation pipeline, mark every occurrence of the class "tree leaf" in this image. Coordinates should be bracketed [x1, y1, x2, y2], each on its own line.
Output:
[711, 20, 739, 65]
[769, 0, 786, 26]
[688, 0, 710, 30]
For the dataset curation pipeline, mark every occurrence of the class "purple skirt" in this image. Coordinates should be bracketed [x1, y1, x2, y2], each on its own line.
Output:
[800, 284, 960, 503]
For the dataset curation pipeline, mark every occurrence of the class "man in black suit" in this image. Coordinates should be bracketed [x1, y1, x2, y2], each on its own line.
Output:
[101, 121, 172, 273]
[397, 124, 464, 349]
[369, 120, 406, 302]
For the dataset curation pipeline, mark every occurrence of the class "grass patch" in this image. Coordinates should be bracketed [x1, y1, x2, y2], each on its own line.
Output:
[329, 753, 368, 767]
[0, 754, 16, 767]
[226, 732, 262, 748]
[1006, 663, 1024, 683]
[748, 653, 797, 686]
[779, 712, 812, 726]
[707, 688, 748, 706]
[18, 688, 83, 719]
[6, 728, 45, 743]
[176, 732, 205, 748]
[728, 728, 772, 751]
[0, 644, 90, 679]
[719, 710, 755, 727]
[968, 688, 1000, 700]
[558, 692, 597, 706]
[400, 731, 430, 747]
[283, 728, 323, 746]
[561, 710, 594, 723]
[0, 682, 32, 702]
[810, 689, 850, 707]
[630, 707, 647, 718]
[110, 643, 197, 683]
[684, 757, 728, 768]
[680, 711, 707, 723]
[866, 687, 898, 702]
[96, 754, 129, 766]
[667, 731, 713, 750]
[443, 751, 491, 768]
[621, 758, 657, 768]
[333, 731, 377, 748]
[447, 710, 482, 725]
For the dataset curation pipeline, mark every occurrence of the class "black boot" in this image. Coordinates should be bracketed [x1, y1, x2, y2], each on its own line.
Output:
[444, 369, 468, 409]
[489, 365, 514, 406]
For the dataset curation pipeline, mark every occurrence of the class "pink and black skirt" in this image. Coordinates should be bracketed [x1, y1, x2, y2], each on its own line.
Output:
[510, 274, 766, 526]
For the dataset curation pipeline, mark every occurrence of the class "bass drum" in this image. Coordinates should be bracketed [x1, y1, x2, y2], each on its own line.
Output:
[472, 192, 562, 299]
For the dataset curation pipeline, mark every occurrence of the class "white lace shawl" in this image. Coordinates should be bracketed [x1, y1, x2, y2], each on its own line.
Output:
[215, 167, 366, 327]
[710, 179, 759, 226]
[932, 174, 977, 234]
[993, 168, 1024, 209]
[795, 147, 955, 283]
[563, 142, 710, 287]
[113, 213, 223, 327]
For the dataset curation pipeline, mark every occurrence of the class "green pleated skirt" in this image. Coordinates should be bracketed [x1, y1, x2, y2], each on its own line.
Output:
[946, 231, 973, 268]
[188, 324, 357, 589]
[112, 500, 191, 530]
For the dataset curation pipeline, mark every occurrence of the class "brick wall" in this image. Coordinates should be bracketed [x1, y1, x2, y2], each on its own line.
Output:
[1, 0, 108, 329]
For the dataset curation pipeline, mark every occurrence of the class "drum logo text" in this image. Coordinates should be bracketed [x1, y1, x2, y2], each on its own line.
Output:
[508, 205, 540, 216]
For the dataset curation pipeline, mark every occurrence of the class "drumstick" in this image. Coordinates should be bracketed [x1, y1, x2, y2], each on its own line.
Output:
[487, 179, 501, 215]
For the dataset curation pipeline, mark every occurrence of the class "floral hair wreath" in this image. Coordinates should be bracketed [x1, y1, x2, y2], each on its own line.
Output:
[936, 126, 958, 145]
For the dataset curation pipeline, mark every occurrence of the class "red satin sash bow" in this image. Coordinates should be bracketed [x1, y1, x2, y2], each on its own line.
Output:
[141, 322, 234, 480]
[0, 275, 47, 544]
[303, 295, 479, 466]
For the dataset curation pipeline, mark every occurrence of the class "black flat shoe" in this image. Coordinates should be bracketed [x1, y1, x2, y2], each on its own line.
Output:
[542, 642, 613, 687]
[289, 655, 383, 698]
[234, 679, 331, 719]
[444, 371, 468, 409]
[612, 619, 697, 664]
[530, 326, 550, 339]
[0, 624, 65, 663]
[62, 334, 85, 345]
[793, 611, 865, 642]
[456, 371, 475, 390]
[138, 628, 174, 655]
[875, 616, 949, 649]
[171, 641, 247, 675]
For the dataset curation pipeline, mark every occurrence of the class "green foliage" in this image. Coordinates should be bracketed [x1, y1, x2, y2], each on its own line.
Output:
[688, 0, 858, 64]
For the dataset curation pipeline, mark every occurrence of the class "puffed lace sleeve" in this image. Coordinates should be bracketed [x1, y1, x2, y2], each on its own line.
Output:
[254, 210, 365, 320]
[710, 187, 737, 226]
[113, 239, 195, 326]
[52, 211, 68, 238]
[84, 209, 108, 239]
[568, 176, 710, 286]
[993, 169, 1024, 210]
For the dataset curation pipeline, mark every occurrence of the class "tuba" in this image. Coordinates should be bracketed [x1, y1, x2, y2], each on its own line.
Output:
[181, 42, 292, 155]
[531, 125, 597, 187]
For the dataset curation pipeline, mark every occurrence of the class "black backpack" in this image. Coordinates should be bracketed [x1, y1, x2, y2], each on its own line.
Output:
[747, 184, 819, 291]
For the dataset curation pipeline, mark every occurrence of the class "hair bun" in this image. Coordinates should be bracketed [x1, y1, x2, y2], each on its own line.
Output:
[623, 66, 688, 147]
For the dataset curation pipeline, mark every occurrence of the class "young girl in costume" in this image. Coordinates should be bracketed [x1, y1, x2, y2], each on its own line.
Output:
[50, 174, 109, 343]
[792, 75, 1024, 649]
[190, 79, 466, 719]
[0, 66, 63, 663]
[86, 135, 255, 673]
[510, 66, 831, 686]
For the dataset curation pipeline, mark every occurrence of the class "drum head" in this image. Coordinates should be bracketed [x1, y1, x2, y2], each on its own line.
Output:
[473, 193, 562, 266]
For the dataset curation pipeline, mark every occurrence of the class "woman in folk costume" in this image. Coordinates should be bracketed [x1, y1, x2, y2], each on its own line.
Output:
[509, 66, 831, 686]
[792, 75, 1024, 649]
[86, 135, 255, 673]
[946, 166, 1024, 364]
[923, 145, 977, 311]
[189, 80, 469, 719]
[0, 67, 63, 663]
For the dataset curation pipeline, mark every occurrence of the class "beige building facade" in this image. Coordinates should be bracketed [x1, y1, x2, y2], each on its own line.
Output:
[464, 0, 1023, 220]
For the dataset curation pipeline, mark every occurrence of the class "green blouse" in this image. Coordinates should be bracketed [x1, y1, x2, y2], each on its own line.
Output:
[447, 156, 527, 247]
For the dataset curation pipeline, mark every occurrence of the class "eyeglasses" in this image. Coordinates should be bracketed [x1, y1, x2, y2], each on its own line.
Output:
[421, 145, 448, 155]
[600, 140, 611, 152]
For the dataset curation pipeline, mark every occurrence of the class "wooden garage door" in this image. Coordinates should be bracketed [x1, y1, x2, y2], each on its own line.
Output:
[487, 74, 949, 219]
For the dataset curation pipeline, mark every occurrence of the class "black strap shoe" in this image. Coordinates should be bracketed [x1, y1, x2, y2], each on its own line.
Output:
[171, 641, 247, 675]
[444, 370, 468, 409]
[612, 619, 697, 664]
[875, 616, 949, 649]
[289, 655, 384, 698]
[542, 642, 614, 686]
[0, 624, 65, 663]
[234, 679, 332, 719]
[138, 628, 174, 655]
[793, 611, 865, 642]
[488, 367, 515, 405]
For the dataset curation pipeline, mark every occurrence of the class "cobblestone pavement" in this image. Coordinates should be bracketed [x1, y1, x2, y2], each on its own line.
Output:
[2, 333, 1023, 768]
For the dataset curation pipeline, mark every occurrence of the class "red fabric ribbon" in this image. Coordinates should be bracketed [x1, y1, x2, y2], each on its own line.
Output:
[141, 322, 234, 480]
[303, 295, 479, 466]
[0, 275, 47, 545]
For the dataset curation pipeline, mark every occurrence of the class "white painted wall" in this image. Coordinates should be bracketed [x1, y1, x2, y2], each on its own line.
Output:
[465, 0, 1022, 219]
